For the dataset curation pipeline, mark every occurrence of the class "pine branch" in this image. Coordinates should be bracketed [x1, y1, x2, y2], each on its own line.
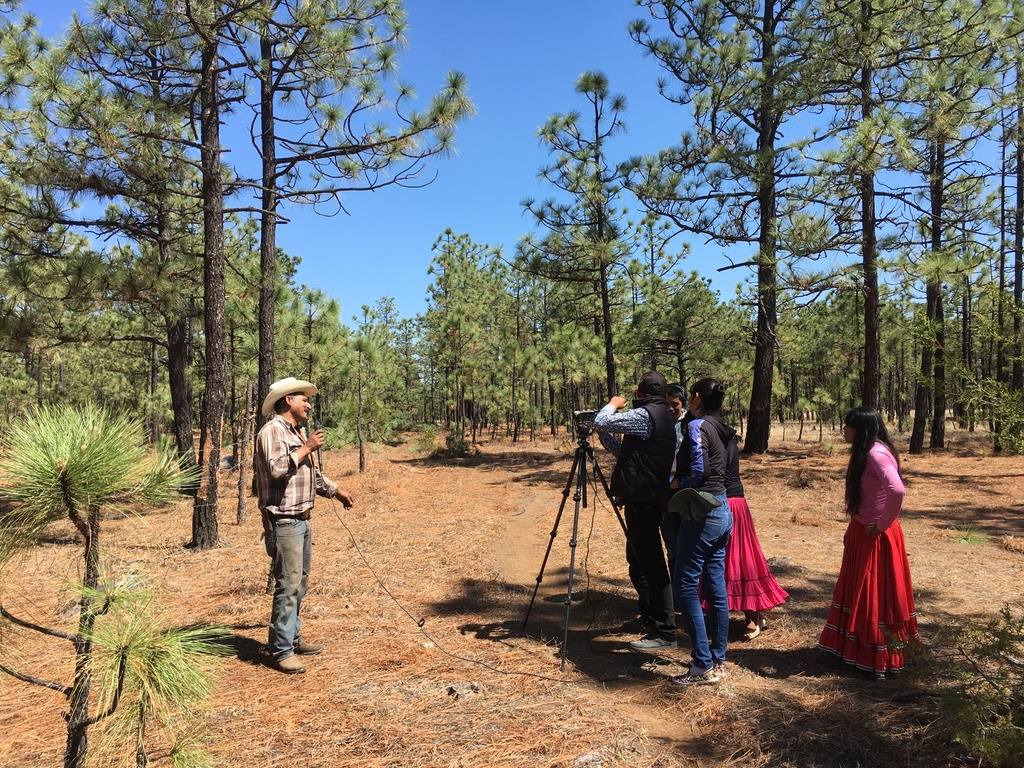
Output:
[0, 661, 70, 696]
[0, 604, 77, 643]
[83, 650, 127, 726]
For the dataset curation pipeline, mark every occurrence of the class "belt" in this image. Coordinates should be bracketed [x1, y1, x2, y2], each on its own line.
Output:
[269, 511, 311, 522]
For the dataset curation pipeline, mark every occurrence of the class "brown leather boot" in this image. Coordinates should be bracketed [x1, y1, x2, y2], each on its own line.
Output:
[294, 639, 323, 656]
[272, 655, 306, 674]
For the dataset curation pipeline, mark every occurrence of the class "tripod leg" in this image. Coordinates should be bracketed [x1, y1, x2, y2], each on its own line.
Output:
[560, 443, 588, 671]
[522, 448, 581, 629]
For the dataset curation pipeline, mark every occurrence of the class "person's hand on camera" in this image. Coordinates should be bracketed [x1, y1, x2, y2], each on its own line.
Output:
[336, 489, 355, 509]
[608, 395, 627, 410]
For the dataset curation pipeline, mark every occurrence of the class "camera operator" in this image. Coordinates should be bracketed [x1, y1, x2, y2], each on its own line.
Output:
[593, 371, 678, 650]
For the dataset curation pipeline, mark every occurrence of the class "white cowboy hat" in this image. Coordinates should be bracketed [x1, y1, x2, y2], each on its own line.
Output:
[261, 376, 318, 417]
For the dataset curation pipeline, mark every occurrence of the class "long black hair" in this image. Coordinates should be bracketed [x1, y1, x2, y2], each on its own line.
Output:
[690, 377, 725, 414]
[844, 407, 900, 516]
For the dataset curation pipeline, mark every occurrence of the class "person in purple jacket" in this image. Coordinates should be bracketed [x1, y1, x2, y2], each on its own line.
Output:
[669, 378, 734, 687]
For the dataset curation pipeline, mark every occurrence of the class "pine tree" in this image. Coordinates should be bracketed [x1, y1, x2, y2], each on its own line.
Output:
[629, 0, 834, 452]
[518, 72, 631, 399]
[239, 0, 473, 425]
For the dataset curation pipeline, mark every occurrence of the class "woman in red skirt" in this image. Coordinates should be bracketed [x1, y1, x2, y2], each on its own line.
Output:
[722, 434, 789, 639]
[818, 407, 919, 677]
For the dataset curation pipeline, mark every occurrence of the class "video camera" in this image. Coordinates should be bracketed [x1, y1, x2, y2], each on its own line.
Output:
[572, 409, 599, 439]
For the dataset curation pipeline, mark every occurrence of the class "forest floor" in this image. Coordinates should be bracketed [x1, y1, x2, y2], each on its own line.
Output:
[2, 427, 1023, 767]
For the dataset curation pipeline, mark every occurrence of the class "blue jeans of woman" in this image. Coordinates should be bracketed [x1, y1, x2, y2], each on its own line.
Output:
[267, 517, 311, 661]
[674, 494, 732, 673]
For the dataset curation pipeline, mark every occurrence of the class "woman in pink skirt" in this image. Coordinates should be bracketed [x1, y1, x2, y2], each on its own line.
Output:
[721, 433, 788, 638]
[818, 407, 919, 677]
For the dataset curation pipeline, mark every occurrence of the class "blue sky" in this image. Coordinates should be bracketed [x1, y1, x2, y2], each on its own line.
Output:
[29, 1, 735, 321]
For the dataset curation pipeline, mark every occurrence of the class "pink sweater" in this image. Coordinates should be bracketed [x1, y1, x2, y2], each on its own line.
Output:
[853, 442, 905, 531]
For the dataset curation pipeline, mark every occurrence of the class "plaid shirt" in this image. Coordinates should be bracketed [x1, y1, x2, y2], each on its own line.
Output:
[254, 415, 338, 518]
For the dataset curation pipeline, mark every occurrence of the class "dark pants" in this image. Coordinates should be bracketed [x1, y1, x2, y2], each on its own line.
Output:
[624, 500, 676, 635]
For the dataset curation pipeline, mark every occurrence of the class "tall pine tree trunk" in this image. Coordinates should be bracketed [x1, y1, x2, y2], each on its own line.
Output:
[1013, 65, 1023, 394]
[165, 314, 194, 470]
[744, 0, 778, 454]
[929, 139, 946, 449]
[236, 381, 255, 525]
[192, 39, 225, 550]
[996, 97, 1008, 448]
[357, 346, 365, 473]
[860, 19, 880, 410]
[599, 261, 616, 397]
[961, 274, 974, 430]
[909, 303, 932, 454]
[148, 340, 159, 445]
[258, 33, 278, 429]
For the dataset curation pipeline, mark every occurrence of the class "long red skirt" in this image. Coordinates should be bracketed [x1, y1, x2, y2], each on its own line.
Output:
[699, 497, 789, 612]
[818, 519, 920, 673]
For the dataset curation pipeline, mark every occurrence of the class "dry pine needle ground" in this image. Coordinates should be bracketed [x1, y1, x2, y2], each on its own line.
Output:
[1, 430, 1022, 767]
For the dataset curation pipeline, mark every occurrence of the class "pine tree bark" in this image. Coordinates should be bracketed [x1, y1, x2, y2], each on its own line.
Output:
[961, 274, 973, 430]
[165, 314, 194, 469]
[357, 346, 365, 473]
[192, 38, 225, 550]
[929, 139, 946, 449]
[1012, 66, 1023, 393]
[859, 10, 880, 410]
[237, 381, 255, 525]
[64, 503, 100, 768]
[996, 99, 1009, 448]
[909, 305, 932, 454]
[743, 0, 779, 454]
[148, 340, 160, 444]
[257, 32, 278, 429]
[599, 261, 616, 397]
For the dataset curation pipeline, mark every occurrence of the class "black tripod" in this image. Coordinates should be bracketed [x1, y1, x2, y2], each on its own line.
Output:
[522, 423, 633, 670]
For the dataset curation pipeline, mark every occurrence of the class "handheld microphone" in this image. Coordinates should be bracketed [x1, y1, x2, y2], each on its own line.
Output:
[313, 421, 325, 474]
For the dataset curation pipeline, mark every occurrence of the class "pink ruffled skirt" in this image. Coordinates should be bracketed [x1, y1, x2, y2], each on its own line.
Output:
[701, 497, 789, 612]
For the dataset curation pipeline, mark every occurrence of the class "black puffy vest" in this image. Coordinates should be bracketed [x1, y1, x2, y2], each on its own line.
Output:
[610, 398, 677, 505]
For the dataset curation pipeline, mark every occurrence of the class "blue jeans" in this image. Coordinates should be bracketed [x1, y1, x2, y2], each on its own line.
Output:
[674, 494, 732, 673]
[267, 517, 311, 661]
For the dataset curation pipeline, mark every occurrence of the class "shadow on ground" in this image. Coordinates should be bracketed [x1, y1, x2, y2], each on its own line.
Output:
[215, 632, 269, 667]
[426, 573, 685, 685]
[901, 500, 1024, 537]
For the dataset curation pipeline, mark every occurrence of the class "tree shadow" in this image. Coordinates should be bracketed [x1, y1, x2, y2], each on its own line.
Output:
[727, 644, 844, 679]
[901, 500, 1024, 537]
[682, 681, 959, 768]
[393, 450, 567, 473]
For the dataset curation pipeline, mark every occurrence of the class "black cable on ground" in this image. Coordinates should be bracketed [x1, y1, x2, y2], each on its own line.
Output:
[325, 495, 579, 684]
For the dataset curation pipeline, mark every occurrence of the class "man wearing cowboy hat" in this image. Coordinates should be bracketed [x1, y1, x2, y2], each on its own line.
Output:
[255, 376, 355, 674]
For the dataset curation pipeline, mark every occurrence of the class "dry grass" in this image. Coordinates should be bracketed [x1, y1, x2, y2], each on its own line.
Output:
[1000, 535, 1024, 555]
[2, 427, 1023, 767]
